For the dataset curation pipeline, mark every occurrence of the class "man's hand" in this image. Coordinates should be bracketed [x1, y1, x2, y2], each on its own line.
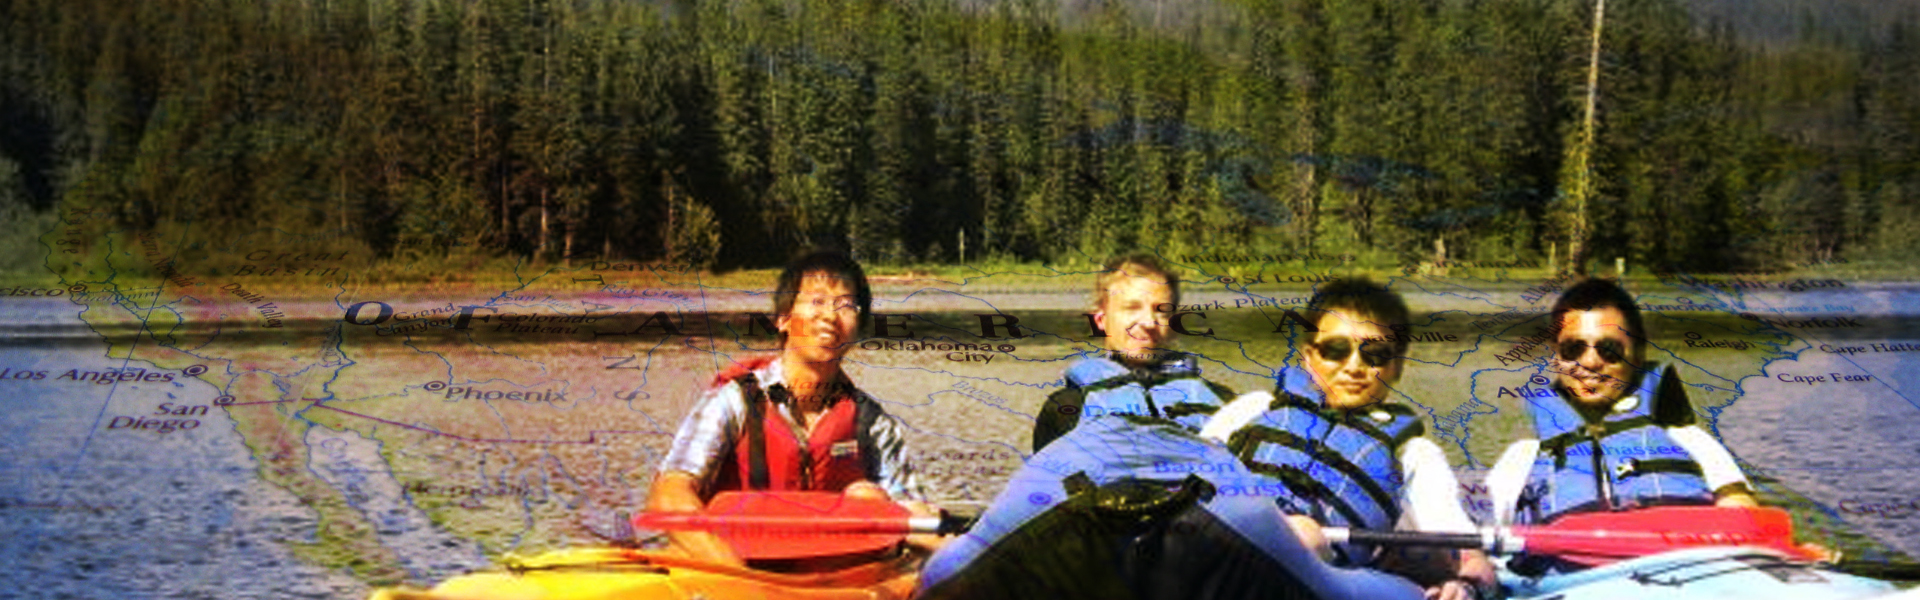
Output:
[1798, 541, 1839, 562]
[1714, 488, 1761, 508]
[1424, 579, 1483, 600]
[1284, 514, 1334, 562]
[645, 471, 742, 567]
[1424, 549, 1495, 600]
[843, 481, 891, 501]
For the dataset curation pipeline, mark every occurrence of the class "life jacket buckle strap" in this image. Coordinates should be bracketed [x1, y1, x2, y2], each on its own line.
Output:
[1615, 458, 1642, 480]
[1063, 472, 1097, 496]
[739, 373, 771, 490]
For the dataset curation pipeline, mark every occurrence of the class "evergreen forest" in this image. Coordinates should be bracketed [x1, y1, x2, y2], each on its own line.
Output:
[1, 0, 1917, 274]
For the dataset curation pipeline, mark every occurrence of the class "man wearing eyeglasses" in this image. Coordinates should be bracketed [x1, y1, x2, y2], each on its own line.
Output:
[647, 250, 936, 567]
[1483, 278, 1756, 576]
[1202, 278, 1496, 600]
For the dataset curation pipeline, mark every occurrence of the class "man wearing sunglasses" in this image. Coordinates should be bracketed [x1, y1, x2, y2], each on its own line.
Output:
[1484, 278, 1756, 576]
[1202, 279, 1496, 600]
[925, 264, 1444, 600]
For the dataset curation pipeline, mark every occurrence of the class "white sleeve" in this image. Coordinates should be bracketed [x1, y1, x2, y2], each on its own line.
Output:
[1397, 437, 1477, 533]
[1486, 439, 1540, 527]
[1199, 391, 1273, 443]
[1667, 425, 1749, 492]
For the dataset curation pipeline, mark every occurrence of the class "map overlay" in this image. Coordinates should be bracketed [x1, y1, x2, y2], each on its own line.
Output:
[3, 211, 1918, 598]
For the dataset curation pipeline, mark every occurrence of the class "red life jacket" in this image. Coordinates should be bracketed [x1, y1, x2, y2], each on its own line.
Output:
[711, 358, 879, 493]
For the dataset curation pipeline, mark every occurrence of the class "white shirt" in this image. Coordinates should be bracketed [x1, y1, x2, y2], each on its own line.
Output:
[1398, 436, 1478, 533]
[1205, 391, 1477, 533]
[1486, 424, 1748, 527]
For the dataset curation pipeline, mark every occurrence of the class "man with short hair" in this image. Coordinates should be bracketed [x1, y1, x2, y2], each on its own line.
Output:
[1485, 277, 1755, 576]
[1031, 253, 1235, 451]
[647, 249, 931, 566]
[1204, 278, 1495, 600]
[919, 273, 1441, 600]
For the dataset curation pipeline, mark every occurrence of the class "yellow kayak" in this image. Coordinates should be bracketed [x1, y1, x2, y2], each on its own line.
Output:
[368, 547, 922, 600]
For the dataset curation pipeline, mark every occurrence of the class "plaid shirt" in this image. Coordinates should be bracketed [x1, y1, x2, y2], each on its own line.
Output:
[659, 358, 926, 501]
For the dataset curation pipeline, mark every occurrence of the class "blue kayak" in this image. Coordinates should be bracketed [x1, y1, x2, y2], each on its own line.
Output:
[1501, 547, 1899, 600]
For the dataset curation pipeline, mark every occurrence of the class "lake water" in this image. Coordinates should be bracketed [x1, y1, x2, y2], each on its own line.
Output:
[3, 282, 1918, 596]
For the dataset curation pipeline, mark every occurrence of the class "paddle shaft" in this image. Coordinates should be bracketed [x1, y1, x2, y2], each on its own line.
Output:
[1325, 525, 1797, 556]
[1327, 527, 1920, 581]
[1329, 529, 1484, 549]
[1324, 528, 1524, 555]
[1328, 524, 1817, 556]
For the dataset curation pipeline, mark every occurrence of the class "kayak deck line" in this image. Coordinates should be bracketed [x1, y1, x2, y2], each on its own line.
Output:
[1620, 550, 1787, 582]
[506, 548, 920, 587]
[1624, 552, 1817, 587]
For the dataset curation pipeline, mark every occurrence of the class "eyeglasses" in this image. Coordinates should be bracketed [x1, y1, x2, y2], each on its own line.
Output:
[1312, 337, 1394, 367]
[807, 295, 858, 312]
[1557, 338, 1627, 364]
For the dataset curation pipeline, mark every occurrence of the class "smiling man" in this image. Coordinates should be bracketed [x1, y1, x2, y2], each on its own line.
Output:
[646, 250, 932, 567]
[920, 277, 1471, 600]
[1485, 277, 1758, 576]
[1030, 253, 1236, 451]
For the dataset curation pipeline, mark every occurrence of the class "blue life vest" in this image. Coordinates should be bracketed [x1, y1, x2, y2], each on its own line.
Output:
[1515, 364, 1713, 526]
[1062, 355, 1228, 432]
[1229, 374, 1425, 566]
[920, 416, 1424, 600]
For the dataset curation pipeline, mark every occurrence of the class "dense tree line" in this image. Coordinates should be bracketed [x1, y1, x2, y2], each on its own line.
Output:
[0, 0, 1915, 273]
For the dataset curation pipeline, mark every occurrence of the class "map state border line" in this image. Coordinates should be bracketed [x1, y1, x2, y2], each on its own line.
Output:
[308, 403, 673, 445]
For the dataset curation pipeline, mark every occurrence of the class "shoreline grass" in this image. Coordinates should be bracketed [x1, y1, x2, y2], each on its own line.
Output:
[8, 256, 1917, 298]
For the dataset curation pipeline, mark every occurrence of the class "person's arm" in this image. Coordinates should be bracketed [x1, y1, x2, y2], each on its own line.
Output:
[1666, 426, 1759, 507]
[1485, 439, 1541, 527]
[863, 409, 952, 552]
[1397, 438, 1497, 600]
[1033, 385, 1085, 452]
[1198, 390, 1274, 443]
[646, 471, 741, 566]
[648, 381, 745, 565]
[867, 410, 928, 502]
[1398, 438, 1478, 533]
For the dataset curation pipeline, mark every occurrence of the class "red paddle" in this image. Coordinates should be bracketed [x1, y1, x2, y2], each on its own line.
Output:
[643, 499, 1819, 568]
[1326, 506, 1820, 567]
[634, 491, 952, 561]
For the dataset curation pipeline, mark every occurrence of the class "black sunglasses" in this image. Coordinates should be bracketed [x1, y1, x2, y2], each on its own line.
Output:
[1558, 338, 1627, 364]
[1312, 337, 1394, 367]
